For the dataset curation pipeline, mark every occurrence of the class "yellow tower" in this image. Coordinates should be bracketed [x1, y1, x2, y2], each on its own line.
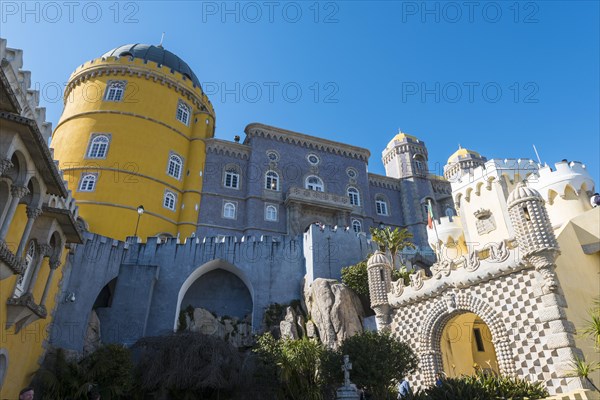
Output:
[51, 44, 215, 241]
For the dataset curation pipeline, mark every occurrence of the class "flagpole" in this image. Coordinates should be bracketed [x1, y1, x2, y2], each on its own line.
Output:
[428, 199, 442, 261]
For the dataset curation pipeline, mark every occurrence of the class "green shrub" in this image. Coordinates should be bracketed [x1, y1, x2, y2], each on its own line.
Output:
[413, 371, 548, 400]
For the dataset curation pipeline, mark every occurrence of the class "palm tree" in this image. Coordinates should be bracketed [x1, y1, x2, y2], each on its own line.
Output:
[369, 227, 416, 270]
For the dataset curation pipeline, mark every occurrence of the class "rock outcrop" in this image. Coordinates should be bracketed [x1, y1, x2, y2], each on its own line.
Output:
[83, 309, 102, 355]
[304, 278, 365, 348]
[187, 308, 253, 347]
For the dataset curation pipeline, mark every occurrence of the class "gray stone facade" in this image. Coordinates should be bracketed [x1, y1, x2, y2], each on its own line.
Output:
[198, 123, 453, 248]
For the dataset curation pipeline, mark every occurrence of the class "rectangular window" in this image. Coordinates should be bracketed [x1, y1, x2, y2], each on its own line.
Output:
[473, 328, 485, 352]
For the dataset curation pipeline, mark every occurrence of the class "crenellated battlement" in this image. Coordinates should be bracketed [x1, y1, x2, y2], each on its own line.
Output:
[451, 158, 540, 195]
[0, 38, 53, 141]
[65, 55, 214, 116]
[529, 160, 595, 202]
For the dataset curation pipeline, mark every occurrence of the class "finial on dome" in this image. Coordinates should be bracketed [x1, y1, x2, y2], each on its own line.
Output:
[158, 32, 165, 48]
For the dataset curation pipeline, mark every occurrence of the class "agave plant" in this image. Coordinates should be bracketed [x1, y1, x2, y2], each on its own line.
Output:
[569, 357, 600, 393]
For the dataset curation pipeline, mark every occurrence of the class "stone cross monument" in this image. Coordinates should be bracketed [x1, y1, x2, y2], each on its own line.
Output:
[336, 355, 360, 400]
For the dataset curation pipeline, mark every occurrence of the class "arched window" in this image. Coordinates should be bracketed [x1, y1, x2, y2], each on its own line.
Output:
[414, 155, 426, 175]
[104, 81, 125, 102]
[305, 176, 324, 192]
[176, 101, 191, 125]
[87, 135, 110, 158]
[265, 171, 280, 191]
[348, 187, 360, 206]
[14, 241, 35, 298]
[352, 219, 362, 233]
[224, 167, 240, 189]
[223, 202, 236, 219]
[163, 191, 177, 210]
[167, 154, 183, 179]
[79, 174, 97, 192]
[265, 205, 278, 221]
[376, 196, 389, 215]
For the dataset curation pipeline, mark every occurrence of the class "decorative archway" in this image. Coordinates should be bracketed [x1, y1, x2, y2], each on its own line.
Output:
[418, 291, 516, 386]
[173, 259, 254, 330]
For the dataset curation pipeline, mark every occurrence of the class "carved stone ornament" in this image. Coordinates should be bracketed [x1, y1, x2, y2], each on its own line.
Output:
[474, 208, 496, 235]
[443, 292, 457, 312]
[537, 266, 559, 293]
[431, 260, 453, 279]
[392, 279, 404, 297]
[485, 241, 510, 263]
[410, 270, 424, 290]
[463, 251, 481, 272]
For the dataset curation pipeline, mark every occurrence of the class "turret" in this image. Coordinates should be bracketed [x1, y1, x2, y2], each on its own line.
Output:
[367, 251, 392, 330]
[443, 146, 487, 182]
[427, 215, 466, 263]
[528, 160, 595, 229]
[382, 131, 428, 179]
[507, 182, 559, 293]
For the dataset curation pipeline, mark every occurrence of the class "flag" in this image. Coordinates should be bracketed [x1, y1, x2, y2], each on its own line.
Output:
[427, 200, 434, 229]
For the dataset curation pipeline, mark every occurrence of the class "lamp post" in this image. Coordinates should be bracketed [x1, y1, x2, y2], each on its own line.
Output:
[134, 205, 144, 238]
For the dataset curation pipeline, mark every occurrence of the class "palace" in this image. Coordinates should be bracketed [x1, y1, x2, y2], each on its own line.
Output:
[0, 40, 598, 398]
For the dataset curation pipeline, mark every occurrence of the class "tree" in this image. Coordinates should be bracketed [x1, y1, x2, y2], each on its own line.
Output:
[369, 227, 415, 270]
[329, 330, 418, 400]
[254, 333, 326, 400]
[342, 257, 412, 299]
[134, 331, 245, 399]
[32, 345, 134, 400]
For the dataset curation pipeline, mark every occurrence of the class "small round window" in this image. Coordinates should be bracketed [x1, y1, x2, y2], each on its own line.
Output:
[307, 154, 320, 165]
[267, 150, 280, 162]
[347, 168, 358, 178]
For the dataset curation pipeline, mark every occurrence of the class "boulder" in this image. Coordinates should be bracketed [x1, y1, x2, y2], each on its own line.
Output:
[83, 309, 101, 355]
[304, 278, 364, 348]
[280, 306, 300, 339]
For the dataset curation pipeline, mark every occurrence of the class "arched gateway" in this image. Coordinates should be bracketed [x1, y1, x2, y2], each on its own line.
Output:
[174, 259, 254, 331]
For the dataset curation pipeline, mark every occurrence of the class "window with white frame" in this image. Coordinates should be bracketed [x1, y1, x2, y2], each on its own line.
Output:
[265, 171, 279, 191]
[163, 191, 177, 211]
[13, 241, 35, 298]
[305, 176, 324, 192]
[348, 187, 360, 206]
[79, 174, 97, 192]
[87, 134, 110, 158]
[265, 205, 277, 221]
[223, 202, 236, 219]
[224, 167, 240, 189]
[167, 154, 183, 180]
[376, 196, 389, 216]
[352, 219, 362, 233]
[104, 81, 126, 102]
[176, 101, 191, 125]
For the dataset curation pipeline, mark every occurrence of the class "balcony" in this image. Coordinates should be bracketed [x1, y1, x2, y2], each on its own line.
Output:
[6, 292, 47, 332]
[285, 186, 353, 211]
[0, 239, 24, 280]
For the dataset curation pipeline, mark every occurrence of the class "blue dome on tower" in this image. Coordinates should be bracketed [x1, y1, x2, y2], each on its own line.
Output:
[103, 43, 201, 87]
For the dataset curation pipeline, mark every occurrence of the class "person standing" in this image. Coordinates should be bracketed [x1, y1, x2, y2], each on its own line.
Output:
[397, 378, 412, 399]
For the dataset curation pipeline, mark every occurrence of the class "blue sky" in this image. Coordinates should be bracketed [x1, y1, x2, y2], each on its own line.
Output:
[3, 1, 599, 183]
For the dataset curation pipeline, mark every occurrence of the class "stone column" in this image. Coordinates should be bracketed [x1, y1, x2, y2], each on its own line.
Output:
[0, 185, 29, 240]
[24, 243, 52, 296]
[16, 206, 42, 257]
[0, 159, 14, 176]
[40, 258, 60, 306]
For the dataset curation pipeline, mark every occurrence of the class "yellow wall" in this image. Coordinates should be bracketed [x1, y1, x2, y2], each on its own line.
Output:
[554, 207, 600, 390]
[51, 57, 215, 241]
[0, 210, 69, 399]
[440, 313, 500, 378]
